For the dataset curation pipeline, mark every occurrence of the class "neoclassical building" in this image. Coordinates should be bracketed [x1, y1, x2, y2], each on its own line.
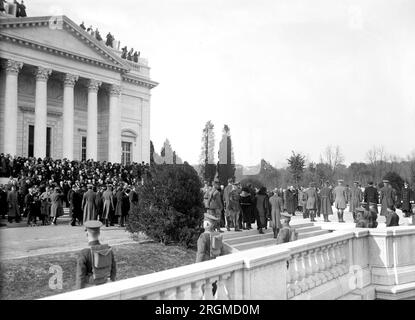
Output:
[0, 15, 158, 164]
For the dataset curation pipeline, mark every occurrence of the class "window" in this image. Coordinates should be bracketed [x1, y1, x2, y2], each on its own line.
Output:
[81, 136, 87, 161]
[121, 142, 132, 165]
[46, 127, 52, 158]
[28, 126, 52, 158]
[28, 125, 34, 157]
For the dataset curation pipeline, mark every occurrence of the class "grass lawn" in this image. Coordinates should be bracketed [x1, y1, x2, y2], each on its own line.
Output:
[0, 242, 196, 300]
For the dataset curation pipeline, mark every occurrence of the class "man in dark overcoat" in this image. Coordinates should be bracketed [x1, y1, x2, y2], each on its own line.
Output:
[380, 180, 397, 216]
[401, 182, 412, 217]
[364, 181, 379, 213]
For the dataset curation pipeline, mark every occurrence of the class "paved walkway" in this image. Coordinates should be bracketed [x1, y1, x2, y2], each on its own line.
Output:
[0, 219, 138, 260]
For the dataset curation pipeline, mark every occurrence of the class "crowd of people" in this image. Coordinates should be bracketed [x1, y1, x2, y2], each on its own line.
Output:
[78, 22, 141, 63]
[0, 0, 26, 17]
[0, 154, 150, 227]
[202, 178, 415, 239]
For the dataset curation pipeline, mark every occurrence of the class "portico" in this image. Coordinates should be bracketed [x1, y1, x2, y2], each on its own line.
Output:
[0, 15, 158, 164]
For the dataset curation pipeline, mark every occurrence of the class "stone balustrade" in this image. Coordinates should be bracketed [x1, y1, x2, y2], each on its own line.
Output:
[43, 226, 415, 300]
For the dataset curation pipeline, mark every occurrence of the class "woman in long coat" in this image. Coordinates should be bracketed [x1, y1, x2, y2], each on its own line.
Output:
[50, 187, 64, 225]
[239, 187, 253, 230]
[102, 185, 114, 227]
[305, 182, 318, 222]
[7, 185, 20, 223]
[269, 189, 283, 238]
[40, 187, 51, 225]
[82, 185, 97, 223]
[319, 181, 333, 222]
[255, 187, 269, 234]
[284, 187, 297, 215]
[114, 186, 124, 222]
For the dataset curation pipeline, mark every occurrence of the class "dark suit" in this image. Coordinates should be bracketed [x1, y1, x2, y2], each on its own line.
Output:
[364, 186, 379, 213]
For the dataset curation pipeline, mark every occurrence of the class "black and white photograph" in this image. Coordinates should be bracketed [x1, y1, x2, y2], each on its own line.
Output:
[0, 0, 415, 304]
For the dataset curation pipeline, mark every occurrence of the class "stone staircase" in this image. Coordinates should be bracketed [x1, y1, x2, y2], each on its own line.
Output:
[223, 222, 330, 253]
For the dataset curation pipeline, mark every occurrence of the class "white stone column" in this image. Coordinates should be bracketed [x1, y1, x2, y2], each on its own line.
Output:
[141, 99, 151, 164]
[62, 74, 78, 160]
[34, 67, 52, 159]
[2, 60, 23, 156]
[108, 84, 121, 163]
[86, 79, 101, 160]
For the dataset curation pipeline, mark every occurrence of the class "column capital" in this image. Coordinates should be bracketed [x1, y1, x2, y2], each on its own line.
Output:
[34, 67, 52, 82]
[109, 84, 122, 96]
[87, 79, 102, 92]
[3, 59, 23, 75]
[63, 74, 79, 87]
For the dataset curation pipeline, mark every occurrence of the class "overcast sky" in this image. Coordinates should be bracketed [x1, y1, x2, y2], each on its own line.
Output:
[31, 0, 415, 167]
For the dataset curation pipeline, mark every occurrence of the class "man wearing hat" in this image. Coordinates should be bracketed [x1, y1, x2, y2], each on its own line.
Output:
[82, 184, 97, 223]
[364, 181, 379, 213]
[380, 180, 396, 217]
[276, 211, 298, 244]
[75, 220, 117, 289]
[349, 181, 363, 223]
[355, 205, 369, 228]
[332, 179, 348, 223]
[319, 181, 333, 222]
[196, 213, 225, 263]
[304, 182, 318, 222]
[207, 179, 224, 232]
[269, 188, 284, 238]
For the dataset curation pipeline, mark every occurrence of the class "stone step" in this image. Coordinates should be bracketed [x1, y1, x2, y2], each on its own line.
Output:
[297, 229, 330, 239]
[231, 228, 330, 251]
[222, 222, 314, 240]
[224, 225, 322, 246]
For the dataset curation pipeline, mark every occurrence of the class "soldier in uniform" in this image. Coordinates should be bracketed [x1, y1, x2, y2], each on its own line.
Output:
[269, 188, 283, 238]
[207, 179, 224, 232]
[75, 220, 117, 289]
[196, 213, 225, 263]
[350, 181, 363, 223]
[380, 180, 397, 217]
[304, 182, 318, 222]
[276, 211, 298, 244]
[332, 179, 348, 223]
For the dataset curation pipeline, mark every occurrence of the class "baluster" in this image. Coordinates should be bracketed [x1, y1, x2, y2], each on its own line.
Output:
[216, 274, 230, 300]
[328, 244, 339, 278]
[315, 248, 327, 283]
[204, 278, 216, 300]
[145, 292, 161, 300]
[191, 281, 204, 300]
[340, 240, 349, 273]
[321, 246, 333, 281]
[310, 249, 322, 286]
[289, 256, 300, 297]
[286, 258, 293, 299]
[332, 242, 344, 276]
[176, 285, 190, 300]
[325, 246, 335, 280]
[303, 251, 316, 290]
[294, 254, 308, 293]
[161, 288, 177, 300]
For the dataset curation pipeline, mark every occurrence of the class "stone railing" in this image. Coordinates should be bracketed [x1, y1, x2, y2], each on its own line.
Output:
[43, 226, 415, 300]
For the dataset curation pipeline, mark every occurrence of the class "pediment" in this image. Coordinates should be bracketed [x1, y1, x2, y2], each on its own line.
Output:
[0, 16, 129, 72]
